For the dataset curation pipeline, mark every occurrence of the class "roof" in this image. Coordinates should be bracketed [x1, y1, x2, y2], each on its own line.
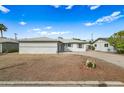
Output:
[93, 38, 108, 43]
[59, 39, 89, 44]
[20, 37, 58, 42]
[0, 37, 18, 43]
[19, 37, 89, 44]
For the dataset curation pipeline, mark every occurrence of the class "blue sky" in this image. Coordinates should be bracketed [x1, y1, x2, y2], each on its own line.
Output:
[0, 5, 124, 40]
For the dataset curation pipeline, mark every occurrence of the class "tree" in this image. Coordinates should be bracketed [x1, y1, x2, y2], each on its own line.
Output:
[0, 24, 7, 37]
[108, 30, 124, 53]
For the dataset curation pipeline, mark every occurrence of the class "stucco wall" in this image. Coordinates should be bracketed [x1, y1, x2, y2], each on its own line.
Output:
[19, 42, 58, 54]
[64, 43, 88, 52]
[2, 43, 19, 53]
[93, 40, 116, 52]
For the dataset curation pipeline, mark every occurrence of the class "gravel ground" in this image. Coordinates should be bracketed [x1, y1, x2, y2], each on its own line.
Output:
[81, 51, 124, 68]
[0, 53, 124, 82]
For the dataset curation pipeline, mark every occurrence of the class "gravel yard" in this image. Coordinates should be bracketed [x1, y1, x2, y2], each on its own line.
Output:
[0, 53, 124, 82]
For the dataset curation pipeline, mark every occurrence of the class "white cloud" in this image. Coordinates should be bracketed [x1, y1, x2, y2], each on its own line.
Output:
[27, 28, 41, 32]
[84, 11, 124, 26]
[0, 5, 10, 13]
[44, 26, 52, 30]
[65, 5, 74, 10]
[111, 11, 120, 17]
[32, 28, 41, 31]
[19, 21, 27, 26]
[28, 26, 52, 32]
[37, 31, 70, 36]
[89, 5, 101, 10]
[52, 5, 74, 10]
[52, 5, 60, 8]
[28, 26, 70, 36]
[84, 23, 95, 26]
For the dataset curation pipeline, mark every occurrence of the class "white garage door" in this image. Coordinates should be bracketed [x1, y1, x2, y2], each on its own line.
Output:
[19, 42, 58, 54]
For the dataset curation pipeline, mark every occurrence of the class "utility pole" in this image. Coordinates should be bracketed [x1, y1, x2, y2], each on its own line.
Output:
[14, 33, 17, 40]
[91, 33, 93, 42]
[90, 33, 94, 50]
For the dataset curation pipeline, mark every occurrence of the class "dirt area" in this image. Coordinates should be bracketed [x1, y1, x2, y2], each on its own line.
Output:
[0, 53, 124, 82]
[80, 51, 124, 68]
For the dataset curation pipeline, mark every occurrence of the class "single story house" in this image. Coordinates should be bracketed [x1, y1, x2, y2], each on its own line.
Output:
[19, 37, 90, 54]
[0, 37, 19, 53]
[93, 38, 116, 52]
[59, 38, 90, 52]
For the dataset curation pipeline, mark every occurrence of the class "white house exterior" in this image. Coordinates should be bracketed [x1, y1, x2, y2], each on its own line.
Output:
[19, 37, 90, 54]
[59, 39, 90, 52]
[93, 38, 116, 52]
[19, 37, 59, 54]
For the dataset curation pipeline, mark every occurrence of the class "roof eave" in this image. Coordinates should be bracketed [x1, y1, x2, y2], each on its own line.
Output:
[19, 40, 58, 42]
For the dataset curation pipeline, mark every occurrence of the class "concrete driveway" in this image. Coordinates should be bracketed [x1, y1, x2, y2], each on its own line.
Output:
[61, 51, 124, 68]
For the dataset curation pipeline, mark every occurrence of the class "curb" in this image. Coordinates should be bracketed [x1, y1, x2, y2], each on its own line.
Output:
[0, 81, 124, 87]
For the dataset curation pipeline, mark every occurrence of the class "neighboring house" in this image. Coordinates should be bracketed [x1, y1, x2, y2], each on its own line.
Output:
[0, 37, 19, 53]
[19, 37, 60, 54]
[19, 37, 90, 54]
[59, 39, 90, 52]
[93, 38, 116, 52]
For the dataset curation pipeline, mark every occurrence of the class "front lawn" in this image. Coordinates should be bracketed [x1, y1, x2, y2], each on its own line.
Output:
[0, 53, 124, 82]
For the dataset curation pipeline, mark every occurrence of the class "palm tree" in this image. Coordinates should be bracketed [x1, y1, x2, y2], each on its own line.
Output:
[0, 24, 7, 38]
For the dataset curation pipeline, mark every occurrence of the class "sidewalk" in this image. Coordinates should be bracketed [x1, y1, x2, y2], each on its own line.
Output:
[0, 81, 124, 87]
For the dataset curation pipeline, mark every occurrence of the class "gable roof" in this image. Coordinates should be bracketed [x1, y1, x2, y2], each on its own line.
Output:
[19, 37, 90, 44]
[0, 37, 18, 43]
[20, 37, 58, 42]
[93, 38, 108, 43]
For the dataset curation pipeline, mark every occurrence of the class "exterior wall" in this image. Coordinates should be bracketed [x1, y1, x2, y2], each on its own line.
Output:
[2, 43, 19, 53]
[0, 44, 2, 53]
[64, 43, 88, 52]
[19, 42, 58, 54]
[93, 40, 116, 52]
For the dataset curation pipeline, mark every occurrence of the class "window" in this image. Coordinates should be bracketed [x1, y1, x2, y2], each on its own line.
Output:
[68, 43, 72, 47]
[104, 44, 108, 47]
[78, 44, 82, 48]
[94, 44, 97, 47]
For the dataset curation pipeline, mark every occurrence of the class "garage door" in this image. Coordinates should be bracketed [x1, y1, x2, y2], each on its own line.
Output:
[19, 42, 58, 54]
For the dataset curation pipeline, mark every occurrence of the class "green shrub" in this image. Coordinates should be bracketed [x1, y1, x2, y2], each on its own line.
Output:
[85, 59, 96, 69]
[87, 62, 93, 68]
[92, 63, 96, 68]
[117, 48, 124, 54]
